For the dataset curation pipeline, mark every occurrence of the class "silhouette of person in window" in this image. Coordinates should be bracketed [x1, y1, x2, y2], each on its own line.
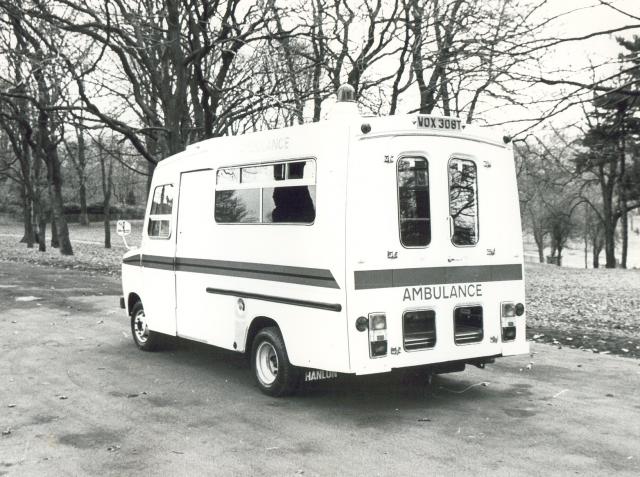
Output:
[271, 186, 315, 223]
[270, 162, 315, 223]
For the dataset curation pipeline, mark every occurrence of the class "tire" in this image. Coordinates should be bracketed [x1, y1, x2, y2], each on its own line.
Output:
[130, 301, 163, 351]
[251, 327, 300, 397]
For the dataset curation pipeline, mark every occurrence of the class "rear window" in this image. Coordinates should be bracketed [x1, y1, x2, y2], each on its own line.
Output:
[397, 157, 431, 247]
[448, 158, 478, 246]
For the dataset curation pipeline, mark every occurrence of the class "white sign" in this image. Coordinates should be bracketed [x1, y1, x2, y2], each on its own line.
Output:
[116, 220, 131, 237]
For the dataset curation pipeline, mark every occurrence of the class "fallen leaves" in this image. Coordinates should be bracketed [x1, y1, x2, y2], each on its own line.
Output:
[526, 263, 640, 359]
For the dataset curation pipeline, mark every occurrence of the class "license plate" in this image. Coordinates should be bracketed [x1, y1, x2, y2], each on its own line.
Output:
[416, 115, 463, 131]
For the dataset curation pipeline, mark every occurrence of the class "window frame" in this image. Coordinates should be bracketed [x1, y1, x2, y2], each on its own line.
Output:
[402, 307, 437, 353]
[452, 303, 484, 346]
[214, 158, 317, 226]
[396, 154, 432, 249]
[447, 155, 480, 248]
[147, 183, 175, 240]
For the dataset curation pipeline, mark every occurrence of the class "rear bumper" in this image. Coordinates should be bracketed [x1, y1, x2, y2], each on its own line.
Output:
[351, 339, 529, 375]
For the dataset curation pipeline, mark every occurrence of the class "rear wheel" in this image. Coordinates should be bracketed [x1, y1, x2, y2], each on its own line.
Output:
[130, 301, 163, 351]
[251, 327, 300, 397]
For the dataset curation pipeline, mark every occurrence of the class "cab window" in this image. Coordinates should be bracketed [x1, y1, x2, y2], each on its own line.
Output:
[148, 184, 174, 238]
[448, 158, 478, 246]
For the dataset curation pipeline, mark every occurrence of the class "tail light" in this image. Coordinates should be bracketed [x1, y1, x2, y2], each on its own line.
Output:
[501, 301, 523, 342]
[368, 313, 387, 357]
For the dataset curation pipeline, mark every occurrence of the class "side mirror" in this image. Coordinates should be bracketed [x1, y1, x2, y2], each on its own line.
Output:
[117, 220, 132, 250]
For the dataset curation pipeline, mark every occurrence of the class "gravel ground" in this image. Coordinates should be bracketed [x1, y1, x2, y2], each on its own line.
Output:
[1, 222, 639, 359]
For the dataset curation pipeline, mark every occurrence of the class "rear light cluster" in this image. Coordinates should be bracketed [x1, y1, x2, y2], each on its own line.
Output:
[369, 313, 387, 357]
[501, 301, 524, 341]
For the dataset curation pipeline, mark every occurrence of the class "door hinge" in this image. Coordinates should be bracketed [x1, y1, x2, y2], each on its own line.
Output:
[384, 154, 394, 163]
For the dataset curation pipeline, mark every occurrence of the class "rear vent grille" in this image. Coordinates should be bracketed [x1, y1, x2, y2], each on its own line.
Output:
[403, 310, 436, 351]
[454, 306, 483, 344]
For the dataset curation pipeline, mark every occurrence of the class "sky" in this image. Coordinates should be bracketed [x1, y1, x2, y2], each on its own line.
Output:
[493, 0, 640, 137]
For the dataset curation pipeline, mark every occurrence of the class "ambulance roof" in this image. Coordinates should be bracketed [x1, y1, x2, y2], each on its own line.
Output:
[159, 111, 509, 171]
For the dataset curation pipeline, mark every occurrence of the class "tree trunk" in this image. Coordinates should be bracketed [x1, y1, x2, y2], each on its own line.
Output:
[37, 218, 46, 252]
[621, 210, 628, 268]
[79, 182, 89, 225]
[618, 107, 627, 269]
[603, 221, 616, 268]
[51, 216, 59, 248]
[104, 209, 111, 249]
[21, 188, 35, 248]
[76, 125, 90, 226]
[98, 145, 113, 249]
[556, 246, 563, 267]
[30, 48, 73, 256]
[602, 189, 617, 268]
[45, 150, 73, 255]
[534, 233, 545, 263]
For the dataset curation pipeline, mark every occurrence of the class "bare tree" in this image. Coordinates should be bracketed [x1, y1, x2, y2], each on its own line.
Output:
[0, 3, 74, 254]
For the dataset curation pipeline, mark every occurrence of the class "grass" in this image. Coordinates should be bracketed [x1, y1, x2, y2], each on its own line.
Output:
[1, 221, 639, 358]
[0, 221, 142, 277]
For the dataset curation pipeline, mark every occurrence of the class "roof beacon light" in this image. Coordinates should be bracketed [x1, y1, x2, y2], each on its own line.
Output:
[337, 83, 356, 102]
[327, 84, 360, 120]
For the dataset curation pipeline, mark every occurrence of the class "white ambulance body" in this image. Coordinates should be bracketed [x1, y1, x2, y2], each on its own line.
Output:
[120, 91, 528, 396]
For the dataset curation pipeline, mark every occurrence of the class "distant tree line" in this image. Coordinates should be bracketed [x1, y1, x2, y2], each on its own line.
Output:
[517, 37, 640, 269]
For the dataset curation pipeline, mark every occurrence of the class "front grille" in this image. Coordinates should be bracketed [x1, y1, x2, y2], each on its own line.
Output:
[454, 306, 483, 344]
[403, 310, 436, 351]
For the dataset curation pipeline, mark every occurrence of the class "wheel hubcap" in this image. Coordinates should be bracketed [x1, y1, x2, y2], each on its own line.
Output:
[133, 310, 148, 344]
[256, 341, 278, 386]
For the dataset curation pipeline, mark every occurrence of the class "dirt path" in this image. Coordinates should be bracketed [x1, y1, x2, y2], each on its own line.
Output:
[1, 261, 639, 476]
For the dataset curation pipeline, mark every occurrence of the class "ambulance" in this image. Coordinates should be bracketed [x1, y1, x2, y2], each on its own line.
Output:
[118, 85, 528, 396]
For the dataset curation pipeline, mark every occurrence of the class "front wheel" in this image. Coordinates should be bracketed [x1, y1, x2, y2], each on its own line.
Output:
[130, 301, 163, 351]
[251, 327, 300, 397]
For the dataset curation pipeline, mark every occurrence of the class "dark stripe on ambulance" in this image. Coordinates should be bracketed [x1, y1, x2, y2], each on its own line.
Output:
[123, 254, 339, 289]
[122, 254, 141, 265]
[354, 264, 522, 290]
[206, 287, 342, 312]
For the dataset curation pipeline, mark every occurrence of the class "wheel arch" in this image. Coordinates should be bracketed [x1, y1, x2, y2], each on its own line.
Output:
[245, 316, 280, 356]
[127, 292, 142, 316]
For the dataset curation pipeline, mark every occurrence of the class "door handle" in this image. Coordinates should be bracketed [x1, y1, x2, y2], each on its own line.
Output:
[448, 215, 454, 239]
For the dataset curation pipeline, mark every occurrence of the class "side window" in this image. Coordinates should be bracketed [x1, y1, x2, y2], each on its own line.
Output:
[448, 158, 478, 246]
[148, 184, 174, 239]
[214, 189, 260, 223]
[215, 160, 316, 224]
[398, 157, 431, 247]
